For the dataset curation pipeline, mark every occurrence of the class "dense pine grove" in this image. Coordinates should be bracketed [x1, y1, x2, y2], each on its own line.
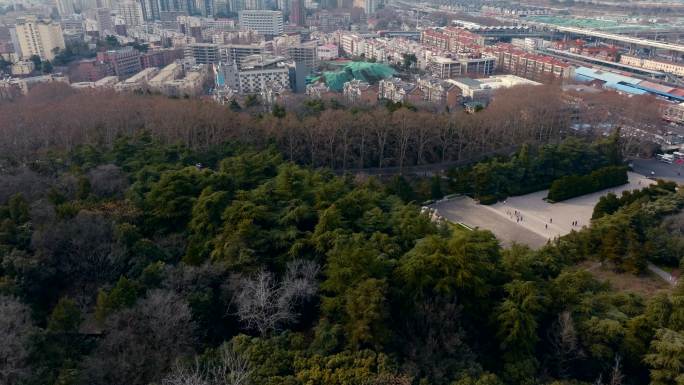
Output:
[0, 130, 683, 385]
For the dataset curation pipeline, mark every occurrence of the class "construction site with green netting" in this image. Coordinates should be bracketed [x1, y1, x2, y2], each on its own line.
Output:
[308, 61, 396, 91]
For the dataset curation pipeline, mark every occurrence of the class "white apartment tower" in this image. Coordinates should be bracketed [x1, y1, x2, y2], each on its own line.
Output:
[238, 10, 283, 35]
[14, 16, 66, 61]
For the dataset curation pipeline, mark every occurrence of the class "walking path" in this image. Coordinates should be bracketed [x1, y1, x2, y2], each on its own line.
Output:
[647, 263, 679, 286]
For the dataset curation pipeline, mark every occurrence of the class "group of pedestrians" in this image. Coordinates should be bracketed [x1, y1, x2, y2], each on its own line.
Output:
[506, 209, 524, 223]
[505, 207, 581, 232]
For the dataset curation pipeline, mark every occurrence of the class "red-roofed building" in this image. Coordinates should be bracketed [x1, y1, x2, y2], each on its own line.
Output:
[421, 29, 449, 51]
[484, 43, 574, 82]
[421, 27, 485, 53]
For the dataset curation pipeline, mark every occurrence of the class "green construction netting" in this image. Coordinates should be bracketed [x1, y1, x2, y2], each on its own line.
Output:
[317, 61, 396, 91]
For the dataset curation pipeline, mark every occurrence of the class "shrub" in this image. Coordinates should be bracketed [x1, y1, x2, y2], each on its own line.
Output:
[478, 195, 499, 205]
[547, 166, 628, 202]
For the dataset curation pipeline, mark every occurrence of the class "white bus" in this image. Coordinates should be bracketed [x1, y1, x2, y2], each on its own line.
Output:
[657, 153, 674, 164]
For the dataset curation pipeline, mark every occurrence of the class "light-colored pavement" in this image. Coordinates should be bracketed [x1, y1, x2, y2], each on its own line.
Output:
[434, 196, 549, 248]
[432, 172, 654, 248]
[647, 263, 678, 286]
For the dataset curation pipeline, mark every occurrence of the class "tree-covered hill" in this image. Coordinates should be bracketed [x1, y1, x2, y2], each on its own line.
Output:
[1, 134, 683, 385]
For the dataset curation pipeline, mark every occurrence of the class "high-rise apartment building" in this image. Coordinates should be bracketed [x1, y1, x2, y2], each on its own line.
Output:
[116, 1, 144, 26]
[363, 0, 375, 15]
[55, 0, 75, 16]
[238, 10, 283, 36]
[243, 0, 263, 9]
[96, 8, 114, 34]
[289, 0, 304, 25]
[228, 0, 245, 12]
[14, 16, 66, 61]
[140, 0, 161, 20]
[199, 0, 214, 16]
[158, 0, 188, 13]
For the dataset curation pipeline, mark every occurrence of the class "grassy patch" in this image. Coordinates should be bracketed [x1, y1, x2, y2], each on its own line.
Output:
[577, 261, 671, 298]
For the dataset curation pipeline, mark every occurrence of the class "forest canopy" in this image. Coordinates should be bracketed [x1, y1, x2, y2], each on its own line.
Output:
[0, 132, 683, 385]
[0, 85, 682, 385]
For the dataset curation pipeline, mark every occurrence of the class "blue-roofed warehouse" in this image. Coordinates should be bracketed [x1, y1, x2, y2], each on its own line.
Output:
[574, 66, 684, 101]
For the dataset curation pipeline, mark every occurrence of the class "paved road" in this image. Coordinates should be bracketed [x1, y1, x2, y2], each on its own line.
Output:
[631, 158, 684, 184]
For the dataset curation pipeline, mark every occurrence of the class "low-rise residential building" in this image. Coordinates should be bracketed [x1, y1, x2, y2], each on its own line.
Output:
[415, 77, 460, 106]
[68, 59, 113, 82]
[216, 55, 291, 95]
[318, 44, 339, 60]
[421, 27, 485, 53]
[339, 33, 365, 56]
[158, 66, 209, 97]
[114, 67, 159, 92]
[343, 79, 377, 104]
[663, 102, 684, 124]
[141, 48, 184, 68]
[286, 41, 318, 69]
[0, 73, 68, 97]
[378, 77, 419, 103]
[484, 43, 574, 82]
[260, 80, 291, 107]
[148, 62, 184, 92]
[620, 55, 684, 77]
[447, 74, 541, 101]
[71, 76, 120, 89]
[306, 82, 334, 98]
[185, 43, 221, 65]
[238, 56, 290, 94]
[97, 47, 143, 78]
[428, 53, 496, 79]
[11, 61, 35, 76]
[220, 44, 266, 68]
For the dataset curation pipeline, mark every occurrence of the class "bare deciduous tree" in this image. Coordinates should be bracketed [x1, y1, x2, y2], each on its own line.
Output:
[232, 259, 319, 335]
[87, 164, 129, 198]
[210, 343, 252, 385]
[163, 361, 208, 385]
[84, 290, 196, 385]
[608, 355, 623, 385]
[0, 296, 36, 385]
[548, 311, 582, 379]
[163, 343, 252, 385]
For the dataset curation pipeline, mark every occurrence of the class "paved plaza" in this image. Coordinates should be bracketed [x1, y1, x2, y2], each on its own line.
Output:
[432, 172, 653, 248]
